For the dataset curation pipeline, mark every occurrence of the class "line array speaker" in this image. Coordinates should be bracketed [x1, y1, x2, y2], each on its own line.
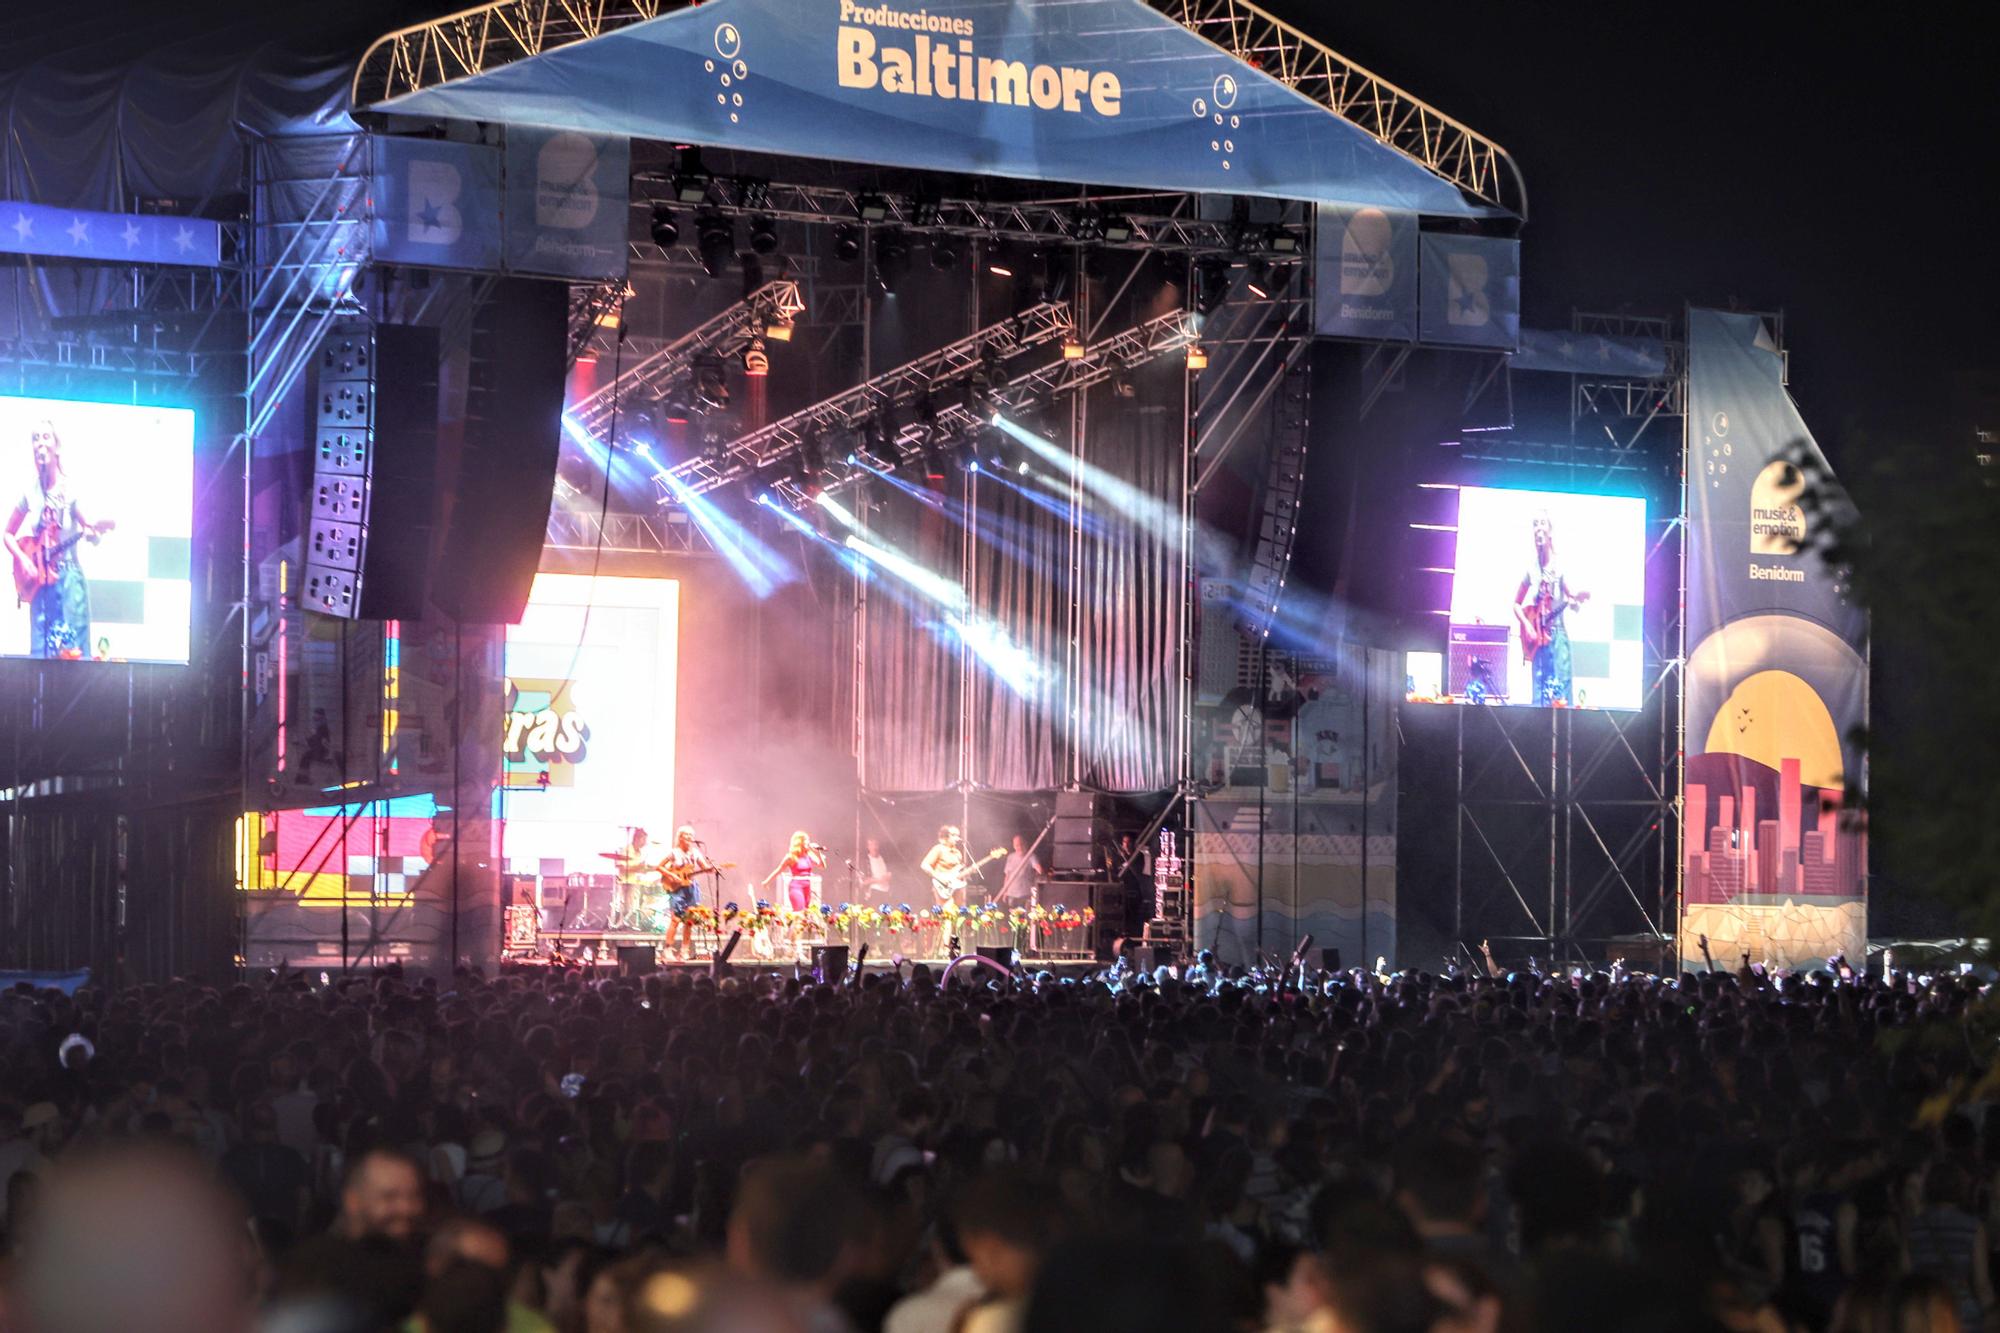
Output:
[301, 319, 440, 620]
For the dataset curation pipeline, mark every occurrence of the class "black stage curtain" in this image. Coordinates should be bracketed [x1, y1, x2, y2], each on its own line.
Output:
[863, 379, 1182, 794]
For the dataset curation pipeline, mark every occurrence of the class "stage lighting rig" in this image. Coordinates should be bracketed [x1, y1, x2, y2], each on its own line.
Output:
[832, 223, 863, 263]
[696, 210, 736, 278]
[649, 204, 680, 251]
[874, 227, 911, 294]
[747, 213, 780, 255]
[738, 178, 771, 211]
[1102, 214, 1136, 244]
[743, 338, 769, 378]
[1073, 205, 1105, 243]
[911, 194, 942, 227]
[1245, 261, 1272, 300]
[1194, 256, 1233, 315]
[930, 234, 961, 269]
[855, 193, 891, 222]
[985, 239, 1017, 278]
[670, 148, 712, 203]
[1265, 225, 1302, 254]
[694, 355, 729, 410]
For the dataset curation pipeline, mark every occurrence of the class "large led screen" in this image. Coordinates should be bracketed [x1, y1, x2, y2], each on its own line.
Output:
[497, 573, 680, 877]
[1407, 486, 1647, 710]
[0, 396, 193, 662]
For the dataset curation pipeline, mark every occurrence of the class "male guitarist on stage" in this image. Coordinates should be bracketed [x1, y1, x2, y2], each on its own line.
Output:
[1512, 511, 1589, 707]
[659, 825, 722, 960]
[5, 420, 113, 660]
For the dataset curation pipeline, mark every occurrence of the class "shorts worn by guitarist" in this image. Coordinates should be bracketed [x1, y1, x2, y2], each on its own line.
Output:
[1512, 512, 1589, 707]
[920, 826, 1007, 907]
[5, 420, 113, 660]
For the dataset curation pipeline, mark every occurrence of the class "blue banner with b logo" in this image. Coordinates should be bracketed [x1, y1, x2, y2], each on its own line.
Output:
[371, 138, 504, 271]
[501, 129, 630, 281]
[1418, 233, 1520, 350]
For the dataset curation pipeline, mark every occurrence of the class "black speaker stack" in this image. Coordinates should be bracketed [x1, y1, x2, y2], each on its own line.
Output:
[301, 280, 567, 626]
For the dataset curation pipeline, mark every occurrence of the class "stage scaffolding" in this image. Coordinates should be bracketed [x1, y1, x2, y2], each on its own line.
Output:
[1443, 311, 1693, 968]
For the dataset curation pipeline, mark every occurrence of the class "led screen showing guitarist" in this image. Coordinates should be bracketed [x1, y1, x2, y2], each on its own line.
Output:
[1512, 511, 1589, 706]
[4, 420, 113, 660]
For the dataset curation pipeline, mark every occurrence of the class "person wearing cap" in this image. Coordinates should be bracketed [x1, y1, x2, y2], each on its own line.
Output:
[460, 1127, 510, 1214]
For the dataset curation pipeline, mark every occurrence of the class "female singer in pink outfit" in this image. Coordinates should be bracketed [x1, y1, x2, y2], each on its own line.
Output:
[761, 831, 825, 912]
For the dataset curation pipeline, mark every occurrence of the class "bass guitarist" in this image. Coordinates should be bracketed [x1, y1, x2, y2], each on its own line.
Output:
[1512, 511, 1588, 707]
[920, 825, 1006, 907]
[5, 420, 113, 660]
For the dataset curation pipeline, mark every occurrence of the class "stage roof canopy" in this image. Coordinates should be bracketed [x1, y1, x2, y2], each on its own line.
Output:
[358, 0, 1521, 220]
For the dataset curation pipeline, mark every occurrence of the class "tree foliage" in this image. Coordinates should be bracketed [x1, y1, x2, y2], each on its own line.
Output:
[1806, 438, 2000, 941]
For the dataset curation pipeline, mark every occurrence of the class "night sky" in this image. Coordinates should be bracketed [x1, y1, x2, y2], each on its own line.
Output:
[1262, 0, 1995, 466]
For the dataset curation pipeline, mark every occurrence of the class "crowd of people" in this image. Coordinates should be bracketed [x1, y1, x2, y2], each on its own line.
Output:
[0, 951, 1995, 1333]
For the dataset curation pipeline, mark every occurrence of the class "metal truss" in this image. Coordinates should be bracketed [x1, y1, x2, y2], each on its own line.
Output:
[632, 176, 1307, 260]
[665, 301, 1076, 496]
[1569, 310, 1686, 430]
[567, 279, 628, 369]
[733, 305, 1198, 510]
[544, 505, 715, 556]
[355, 0, 684, 105]
[354, 0, 1514, 218]
[568, 278, 805, 442]
[1146, 0, 1525, 217]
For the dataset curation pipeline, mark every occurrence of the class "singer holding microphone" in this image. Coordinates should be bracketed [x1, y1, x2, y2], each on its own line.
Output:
[762, 830, 826, 913]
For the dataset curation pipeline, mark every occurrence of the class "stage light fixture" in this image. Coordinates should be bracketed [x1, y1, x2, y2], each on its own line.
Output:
[1073, 205, 1105, 243]
[661, 392, 693, 425]
[930, 234, 961, 269]
[1110, 357, 1137, 398]
[1186, 344, 1209, 371]
[1194, 256, 1232, 314]
[695, 356, 729, 409]
[985, 239, 1016, 278]
[671, 148, 712, 203]
[799, 428, 826, 479]
[649, 204, 680, 250]
[748, 213, 780, 255]
[1245, 261, 1272, 300]
[740, 252, 765, 297]
[855, 193, 891, 222]
[738, 178, 771, 210]
[980, 344, 1011, 390]
[763, 318, 794, 343]
[832, 223, 863, 263]
[1061, 336, 1086, 360]
[1102, 214, 1136, 244]
[874, 227, 912, 294]
[743, 339, 769, 377]
[1265, 225, 1302, 254]
[696, 210, 736, 278]
[911, 194, 942, 227]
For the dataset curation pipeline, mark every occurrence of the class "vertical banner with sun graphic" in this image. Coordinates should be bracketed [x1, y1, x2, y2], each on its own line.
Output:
[1683, 309, 1868, 969]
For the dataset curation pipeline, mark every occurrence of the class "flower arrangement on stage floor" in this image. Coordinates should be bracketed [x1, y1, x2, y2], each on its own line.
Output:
[664, 898, 1096, 962]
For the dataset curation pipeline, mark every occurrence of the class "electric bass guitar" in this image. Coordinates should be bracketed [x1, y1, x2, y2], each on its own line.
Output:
[13, 520, 114, 606]
[929, 847, 1008, 905]
[1517, 586, 1587, 663]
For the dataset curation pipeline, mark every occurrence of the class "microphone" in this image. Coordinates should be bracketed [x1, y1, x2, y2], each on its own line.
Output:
[808, 841, 827, 851]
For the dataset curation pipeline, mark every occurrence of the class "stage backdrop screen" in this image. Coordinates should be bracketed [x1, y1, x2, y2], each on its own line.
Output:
[497, 572, 680, 880]
[1408, 485, 1647, 711]
[0, 395, 193, 663]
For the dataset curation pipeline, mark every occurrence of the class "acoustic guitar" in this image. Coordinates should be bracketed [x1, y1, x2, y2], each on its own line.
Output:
[13, 520, 114, 606]
[1517, 585, 1587, 663]
[660, 859, 736, 890]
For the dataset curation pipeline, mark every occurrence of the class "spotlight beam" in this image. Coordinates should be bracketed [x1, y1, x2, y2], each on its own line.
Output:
[657, 471, 794, 598]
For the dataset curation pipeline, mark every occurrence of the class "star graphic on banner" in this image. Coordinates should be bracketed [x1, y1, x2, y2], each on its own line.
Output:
[66, 216, 89, 245]
[121, 220, 141, 248]
[172, 224, 195, 254]
[1454, 288, 1480, 316]
[415, 197, 444, 234]
[10, 213, 33, 243]
[1556, 339, 1574, 357]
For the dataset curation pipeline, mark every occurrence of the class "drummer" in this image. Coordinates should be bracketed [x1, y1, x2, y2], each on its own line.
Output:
[609, 828, 660, 929]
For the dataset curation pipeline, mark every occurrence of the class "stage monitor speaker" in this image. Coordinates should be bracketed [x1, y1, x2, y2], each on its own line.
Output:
[433, 279, 567, 624]
[975, 945, 1017, 968]
[810, 945, 849, 983]
[1321, 947, 1343, 972]
[616, 945, 658, 976]
[302, 319, 441, 620]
